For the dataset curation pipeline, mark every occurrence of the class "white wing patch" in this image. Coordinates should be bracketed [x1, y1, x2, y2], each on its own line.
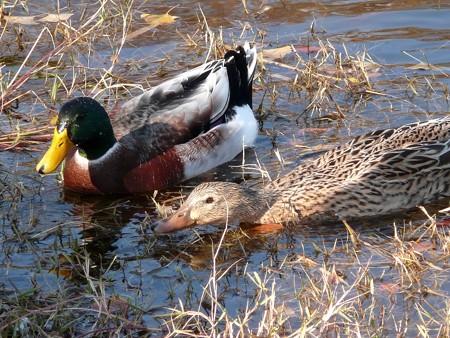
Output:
[178, 104, 257, 181]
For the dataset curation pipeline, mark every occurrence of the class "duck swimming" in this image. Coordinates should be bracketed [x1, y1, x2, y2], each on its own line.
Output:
[36, 43, 258, 194]
[153, 117, 450, 233]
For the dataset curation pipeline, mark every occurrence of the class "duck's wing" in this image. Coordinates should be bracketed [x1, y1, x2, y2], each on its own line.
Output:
[271, 117, 450, 191]
[357, 139, 450, 181]
[111, 44, 257, 148]
[111, 59, 226, 141]
[321, 140, 450, 219]
[288, 117, 450, 180]
[279, 140, 450, 222]
[318, 117, 450, 165]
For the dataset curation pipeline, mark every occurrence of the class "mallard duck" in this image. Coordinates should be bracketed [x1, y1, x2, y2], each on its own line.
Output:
[153, 117, 450, 233]
[36, 43, 258, 194]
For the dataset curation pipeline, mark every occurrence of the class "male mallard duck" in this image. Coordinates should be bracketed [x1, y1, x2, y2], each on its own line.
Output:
[36, 43, 258, 194]
[153, 117, 450, 233]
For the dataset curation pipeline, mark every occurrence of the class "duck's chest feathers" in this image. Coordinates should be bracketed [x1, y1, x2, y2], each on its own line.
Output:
[122, 148, 184, 192]
[63, 149, 101, 194]
[63, 144, 184, 194]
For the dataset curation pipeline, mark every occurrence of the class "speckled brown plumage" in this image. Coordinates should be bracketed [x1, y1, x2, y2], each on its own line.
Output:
[153, 117, 450, 233]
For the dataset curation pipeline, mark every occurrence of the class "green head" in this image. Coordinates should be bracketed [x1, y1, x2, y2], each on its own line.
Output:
[58, 97, 116, 160]
[36, 97, 116, 174]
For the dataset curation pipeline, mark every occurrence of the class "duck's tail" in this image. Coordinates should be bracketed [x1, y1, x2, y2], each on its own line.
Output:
[224, 42, 257, 109]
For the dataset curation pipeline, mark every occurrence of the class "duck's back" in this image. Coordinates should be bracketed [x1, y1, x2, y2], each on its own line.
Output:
[108, 59, 228, 139]
[264, 117, 450, 224]
[272, 117, 450, 188]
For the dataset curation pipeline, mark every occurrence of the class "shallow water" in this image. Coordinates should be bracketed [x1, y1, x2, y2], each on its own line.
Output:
[1, 0, 450, 335]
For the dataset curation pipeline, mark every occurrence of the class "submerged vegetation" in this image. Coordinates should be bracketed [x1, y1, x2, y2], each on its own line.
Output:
[1, 0, 450, 336]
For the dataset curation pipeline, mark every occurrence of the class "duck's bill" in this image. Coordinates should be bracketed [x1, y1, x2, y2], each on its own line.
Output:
[36, 128, 74, 174]
[152, 205, 196, 234]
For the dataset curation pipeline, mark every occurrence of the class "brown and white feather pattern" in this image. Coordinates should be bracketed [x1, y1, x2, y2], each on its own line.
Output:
[263, 117, 450, 223]
[154, 117, 450, 232]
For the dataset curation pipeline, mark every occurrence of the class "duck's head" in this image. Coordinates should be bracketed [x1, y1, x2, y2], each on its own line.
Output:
[36, 97, 116, 174]
[152, 182, 264, 234]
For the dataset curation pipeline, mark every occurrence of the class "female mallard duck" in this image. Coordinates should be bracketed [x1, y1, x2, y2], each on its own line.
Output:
[36, 43, 258, 194]
[153, 117, 450, 233]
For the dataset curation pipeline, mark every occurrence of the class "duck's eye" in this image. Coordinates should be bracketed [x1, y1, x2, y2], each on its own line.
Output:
[205, 197, 214, 204]
[76, 111, 87, 121]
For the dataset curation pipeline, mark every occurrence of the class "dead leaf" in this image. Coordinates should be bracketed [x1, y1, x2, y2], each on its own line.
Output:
[263, 45, 293, 60]
[3, 13, 73, 25]
[49, 266, 72, 278]
[378, 282, 401, 294]
[407, 63, 440, 71]
[38, 13, 73, 23]
[3, 15, 38, 25]
[92, 296, 131, 314]
[255, 5, 272, 18]
[294, 255, 318, 268]
[125, 11, 179, 42]
[141, 12, 179, 28]
[409, 241, 436, 254]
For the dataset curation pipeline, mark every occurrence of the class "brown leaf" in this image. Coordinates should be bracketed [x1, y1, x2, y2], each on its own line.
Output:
[141, 12, 179, 28]
[378, 282, 401, 294]
[125, 12, 179, 41]
[263, 45, 293, 60]
[38, 13, 73, 23]
[409, 241, 436, 254]
[294, 255, 318, 268]
[49, 266, 72, 278]
[255, 5, 272, 17]
[3, 13, 73, 25]
[3, 15, 38, 25]
[92, 296, 131, 314]
[407, 63, 439, 71]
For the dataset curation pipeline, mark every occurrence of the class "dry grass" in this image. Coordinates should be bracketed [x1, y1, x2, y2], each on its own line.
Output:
[151, 213, 450, 337]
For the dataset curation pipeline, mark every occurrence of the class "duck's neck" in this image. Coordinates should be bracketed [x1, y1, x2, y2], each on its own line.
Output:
[242, 186, 304, 224]
[79, 130, 117, 160]
[233, 187, 278, 223]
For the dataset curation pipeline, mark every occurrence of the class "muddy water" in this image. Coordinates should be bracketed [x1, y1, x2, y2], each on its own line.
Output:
[1, 0, 450, 335]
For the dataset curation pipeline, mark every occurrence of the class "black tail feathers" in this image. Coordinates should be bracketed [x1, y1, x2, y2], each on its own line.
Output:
[225, 46, 254, 108]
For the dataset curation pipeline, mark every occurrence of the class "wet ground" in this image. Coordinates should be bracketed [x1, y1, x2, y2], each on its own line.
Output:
[1, 0, 450, 336]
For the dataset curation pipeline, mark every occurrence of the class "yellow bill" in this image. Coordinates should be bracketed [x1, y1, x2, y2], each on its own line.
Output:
[36, 128, 75, 174]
